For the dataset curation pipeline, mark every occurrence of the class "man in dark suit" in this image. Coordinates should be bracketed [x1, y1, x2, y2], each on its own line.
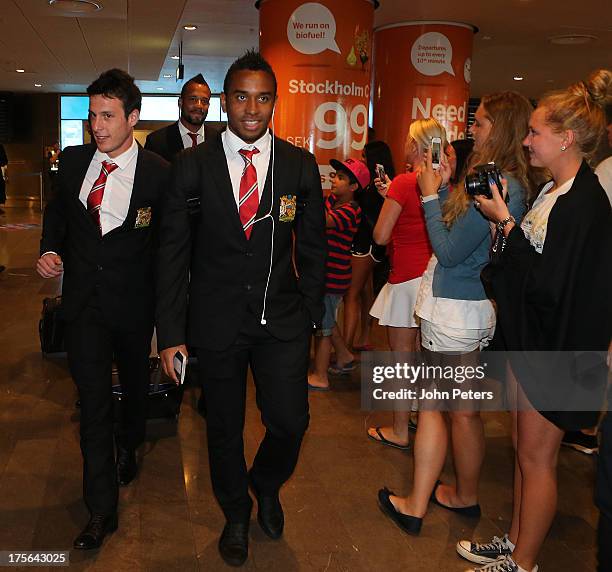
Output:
[145, 73, 216, 417]
[157, 50, 326, 567]
[36, 69, 169, 550]
[145, 73, 218, 162]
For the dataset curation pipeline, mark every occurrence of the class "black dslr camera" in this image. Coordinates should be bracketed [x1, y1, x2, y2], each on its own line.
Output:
[465, 162, 503, 199]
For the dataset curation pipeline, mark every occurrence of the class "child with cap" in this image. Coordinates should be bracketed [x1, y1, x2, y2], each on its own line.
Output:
[308, 158, 367, 391]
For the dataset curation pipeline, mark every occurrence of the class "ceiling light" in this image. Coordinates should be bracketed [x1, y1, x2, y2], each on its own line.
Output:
[48, 0, 102, 13]
[162, 74, 172, 78]
[183, 25, 198, 31]
[157, 87, 164, 91]
[513, 76, 524, 81]
[16, 69, 25, 73]
[548, 34, 597, 45]
[34, 83, 42, 87]
[171, 55, 180, 60]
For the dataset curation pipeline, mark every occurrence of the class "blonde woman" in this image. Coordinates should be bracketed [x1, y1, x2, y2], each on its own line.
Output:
[458, 71, 612, 572]
[366, 119, 444, 449]
[377, 92, 531, 534]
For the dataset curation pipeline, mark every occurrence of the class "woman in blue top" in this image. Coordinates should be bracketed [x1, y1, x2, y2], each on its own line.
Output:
[377, 92, 532, 535]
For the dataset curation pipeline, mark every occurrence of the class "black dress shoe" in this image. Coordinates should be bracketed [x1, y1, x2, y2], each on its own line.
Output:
[377, 487, 422, 535]
[249, 474, 284, 539]
[73, 513, 118, 550]
[218, 522, 249, 567]
[117, 447, 137, 486]
[430, 480, 481, 517]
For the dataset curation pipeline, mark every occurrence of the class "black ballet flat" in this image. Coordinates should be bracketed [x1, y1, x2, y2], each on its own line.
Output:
[377, 487, 422, 535]
[430, 480, 481, 518]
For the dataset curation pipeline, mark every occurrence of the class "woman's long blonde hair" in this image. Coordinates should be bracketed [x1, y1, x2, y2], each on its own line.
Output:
[442, 92, 534, 226]
[408, 118, 449, 160]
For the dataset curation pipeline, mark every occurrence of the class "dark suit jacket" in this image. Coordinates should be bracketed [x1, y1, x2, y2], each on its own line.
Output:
[144, 122, 219, 163]
[156, 131, 326, 352]
[40, 143, 170, 330]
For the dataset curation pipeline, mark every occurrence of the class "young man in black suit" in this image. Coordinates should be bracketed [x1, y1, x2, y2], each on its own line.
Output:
[157, 50, 326, 566]
[144, 74, 218, 162]
[37, 69, 169, 550]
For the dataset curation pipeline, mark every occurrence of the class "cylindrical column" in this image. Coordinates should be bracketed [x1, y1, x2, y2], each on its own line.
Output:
[257, 0, 378, 188]
[373, 21, 475, 175]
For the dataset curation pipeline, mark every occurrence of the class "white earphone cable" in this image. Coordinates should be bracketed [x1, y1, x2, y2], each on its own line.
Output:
[258, 105, 276, 325]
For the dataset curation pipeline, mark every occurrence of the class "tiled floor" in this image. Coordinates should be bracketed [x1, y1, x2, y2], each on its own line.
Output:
[0, 204, 600, 571]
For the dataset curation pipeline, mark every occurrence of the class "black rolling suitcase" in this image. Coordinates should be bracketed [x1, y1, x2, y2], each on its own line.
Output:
[112, 357, 184, 422]
[39, 296, 66, 355]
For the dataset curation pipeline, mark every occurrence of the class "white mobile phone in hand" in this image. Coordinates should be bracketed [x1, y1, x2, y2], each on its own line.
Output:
[375, 163, 386, 182]
[431, 137, 442, 170]
[173, 351, 187, 385]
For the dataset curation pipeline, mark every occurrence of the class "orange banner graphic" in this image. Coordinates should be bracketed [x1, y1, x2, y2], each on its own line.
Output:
[257, 0, 377, 188]
[373, 22, 475, 175]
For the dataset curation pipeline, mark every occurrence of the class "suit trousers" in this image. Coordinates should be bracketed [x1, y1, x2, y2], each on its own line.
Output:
[197, 309, 310, 523]
[65, 298, 152, 515]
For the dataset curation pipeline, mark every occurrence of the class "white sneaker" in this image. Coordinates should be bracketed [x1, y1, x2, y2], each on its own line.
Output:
[457, 534, 515, 564]
[464, 555, 538, 572]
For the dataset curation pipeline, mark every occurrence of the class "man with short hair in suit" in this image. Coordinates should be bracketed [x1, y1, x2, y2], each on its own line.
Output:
[156, 50, 326, 566]
[36, 68, 169, 550]
[145, 73, 218, 162]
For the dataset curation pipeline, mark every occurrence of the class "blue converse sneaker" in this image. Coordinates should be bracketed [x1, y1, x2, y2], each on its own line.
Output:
[457, 534, 514, 564]
[464, 555, 538, 572]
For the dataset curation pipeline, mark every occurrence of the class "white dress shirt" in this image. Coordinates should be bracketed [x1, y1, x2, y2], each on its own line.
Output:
[79, 138, 138, 236]
[222, 128, 271, 208]
[178, 120, 206, 149]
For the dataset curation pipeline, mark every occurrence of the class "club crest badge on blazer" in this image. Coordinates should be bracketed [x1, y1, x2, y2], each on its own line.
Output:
[134, 207, 152, 228]
[279, 195, 297, 223]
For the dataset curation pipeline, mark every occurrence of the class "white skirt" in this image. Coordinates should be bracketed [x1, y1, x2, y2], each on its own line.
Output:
[370, 276, 422, 328]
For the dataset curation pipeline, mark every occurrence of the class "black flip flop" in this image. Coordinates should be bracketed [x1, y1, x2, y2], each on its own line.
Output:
[367, 427, 410, 451]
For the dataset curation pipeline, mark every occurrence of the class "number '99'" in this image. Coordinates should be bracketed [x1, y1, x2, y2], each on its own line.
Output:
[314, 102, 368, 151]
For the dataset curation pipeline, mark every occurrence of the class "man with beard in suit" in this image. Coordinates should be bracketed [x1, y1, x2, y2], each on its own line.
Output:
[156, 50, 326, 566]
[145, 73, 217, 162]
[37, 68, 169, 550]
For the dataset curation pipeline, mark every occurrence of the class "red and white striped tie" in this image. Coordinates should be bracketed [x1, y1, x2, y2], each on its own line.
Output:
[238, 148, 260, 239]
[87, 160, 118, 234]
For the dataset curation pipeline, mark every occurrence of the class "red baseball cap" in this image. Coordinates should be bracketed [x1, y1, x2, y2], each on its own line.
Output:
[329, 158, 370, 191]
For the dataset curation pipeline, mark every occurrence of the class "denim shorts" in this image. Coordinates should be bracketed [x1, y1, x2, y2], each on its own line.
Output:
[316, 293, 343, 337]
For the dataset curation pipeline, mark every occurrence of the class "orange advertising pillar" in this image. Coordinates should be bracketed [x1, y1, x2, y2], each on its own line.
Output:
[373, 22, 476, 176]
[257, 0, 378, 189]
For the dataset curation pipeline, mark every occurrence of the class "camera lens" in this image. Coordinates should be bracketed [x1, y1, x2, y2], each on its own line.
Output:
[465, 174, 480, 196]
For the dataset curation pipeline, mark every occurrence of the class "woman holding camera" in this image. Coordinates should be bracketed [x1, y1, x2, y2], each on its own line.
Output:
[366, 119, 441, 450]
[456, 71, 611, 572]
[377, 92, 531, 535]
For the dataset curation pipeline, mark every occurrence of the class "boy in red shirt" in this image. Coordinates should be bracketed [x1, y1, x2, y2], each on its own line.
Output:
[308, 158, 368, 391]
